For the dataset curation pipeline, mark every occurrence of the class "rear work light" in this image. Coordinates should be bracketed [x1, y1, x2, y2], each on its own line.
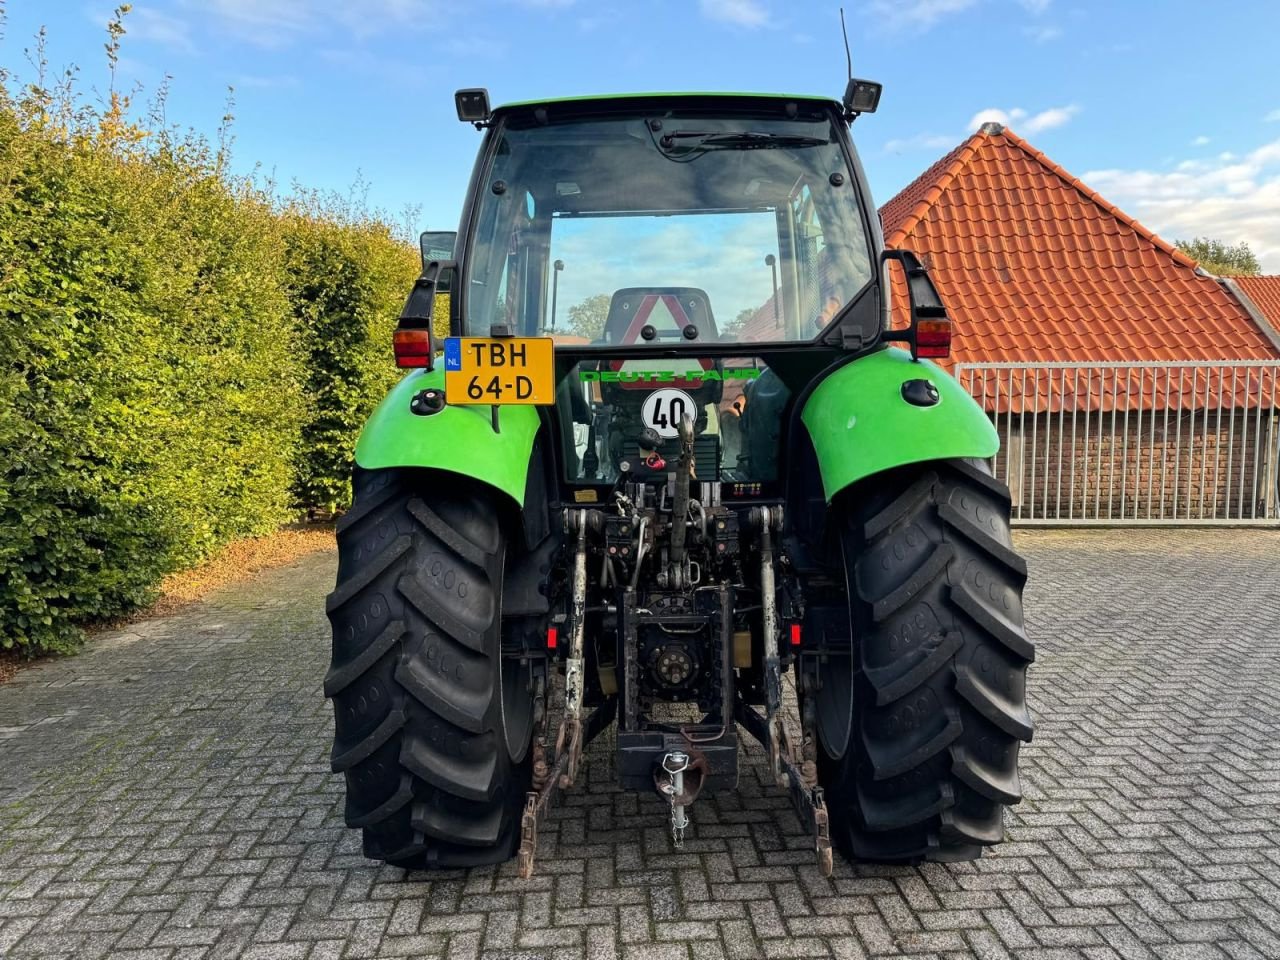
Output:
[915, 319, 951, 359]
[393, 327, 434, 369]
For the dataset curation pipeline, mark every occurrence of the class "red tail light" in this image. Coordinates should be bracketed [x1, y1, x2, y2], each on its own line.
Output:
[393, 327, 433, 368]
[915, 319, 951, 359]
[789, 623, 802, 648]
[546, 627, 558, 650]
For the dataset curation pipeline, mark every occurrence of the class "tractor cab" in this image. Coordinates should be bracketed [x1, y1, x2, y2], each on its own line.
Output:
[416, 92, 885, 492]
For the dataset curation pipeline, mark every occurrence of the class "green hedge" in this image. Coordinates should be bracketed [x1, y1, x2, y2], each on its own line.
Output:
[0, 84, 419, 653]
[283, 204, 417, 514]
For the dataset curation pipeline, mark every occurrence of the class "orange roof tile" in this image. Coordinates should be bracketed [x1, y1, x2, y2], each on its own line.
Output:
[1229, 275, 1280, 340]
[878, 125, 1280, 374]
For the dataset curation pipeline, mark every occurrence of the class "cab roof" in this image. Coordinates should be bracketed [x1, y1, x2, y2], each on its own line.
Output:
[495, 91, 842, 114]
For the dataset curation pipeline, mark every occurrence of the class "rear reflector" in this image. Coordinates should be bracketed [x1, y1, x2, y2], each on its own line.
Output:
[393, 327, 433, 368]
[915, 319, 951, 359]
[789, 623, 802, 648]
[547, 627, 558, 650]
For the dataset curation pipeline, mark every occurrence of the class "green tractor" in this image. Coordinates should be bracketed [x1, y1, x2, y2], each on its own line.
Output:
[325, 84, 1033, 876]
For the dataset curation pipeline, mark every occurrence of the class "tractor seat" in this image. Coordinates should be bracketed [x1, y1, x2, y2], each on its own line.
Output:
[598, 287, 723, 406]
[602, 287, 718, 345]
[596, 287, 723, 477]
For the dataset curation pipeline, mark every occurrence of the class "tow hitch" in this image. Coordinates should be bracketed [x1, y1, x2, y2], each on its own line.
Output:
[655, 749, 707, 848]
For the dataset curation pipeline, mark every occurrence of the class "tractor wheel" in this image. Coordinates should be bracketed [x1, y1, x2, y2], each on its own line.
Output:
[325, 467, 535, 869]
[812, 459, 1034, 863]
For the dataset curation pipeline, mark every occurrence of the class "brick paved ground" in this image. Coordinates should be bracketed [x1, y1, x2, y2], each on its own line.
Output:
[2, 530, 1279, 960]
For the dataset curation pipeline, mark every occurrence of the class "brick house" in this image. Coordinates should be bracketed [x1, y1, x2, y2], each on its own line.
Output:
[879, 123, 1280, 521]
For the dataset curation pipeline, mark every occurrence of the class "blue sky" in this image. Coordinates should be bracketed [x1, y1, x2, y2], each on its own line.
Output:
[8, 0, 1280, 267]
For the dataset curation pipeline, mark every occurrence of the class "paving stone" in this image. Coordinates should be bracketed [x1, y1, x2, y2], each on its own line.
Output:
[0, 531, 1277, 959]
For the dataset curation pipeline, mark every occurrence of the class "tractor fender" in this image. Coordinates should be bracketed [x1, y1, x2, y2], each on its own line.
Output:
[799, 347, 998, 502]
[354, 369, 541, 506]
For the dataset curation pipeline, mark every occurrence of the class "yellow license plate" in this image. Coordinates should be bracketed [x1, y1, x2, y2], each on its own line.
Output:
[443, 337, 555, 405]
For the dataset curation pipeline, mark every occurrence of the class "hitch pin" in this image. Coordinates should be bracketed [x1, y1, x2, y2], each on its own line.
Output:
[661, 751, 690, 848]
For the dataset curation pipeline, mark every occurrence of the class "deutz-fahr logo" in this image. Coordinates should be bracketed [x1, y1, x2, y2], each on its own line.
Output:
[579, 368, 763, 384]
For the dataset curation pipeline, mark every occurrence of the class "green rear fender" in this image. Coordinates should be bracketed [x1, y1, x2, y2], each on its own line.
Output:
[800, 347, 998, 501]
[354, 369, 541, 506]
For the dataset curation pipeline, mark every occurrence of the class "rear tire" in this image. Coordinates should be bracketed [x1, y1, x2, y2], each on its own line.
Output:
[325, 468, 533, 869]
[815, 459, 1034, 863]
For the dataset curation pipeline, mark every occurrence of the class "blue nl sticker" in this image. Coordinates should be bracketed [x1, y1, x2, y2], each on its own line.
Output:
[444, 338, 462, 371]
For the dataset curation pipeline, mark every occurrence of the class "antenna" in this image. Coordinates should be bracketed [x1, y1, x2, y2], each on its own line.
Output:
[838, 7, 883, 122]
[840, 7, 853, 85]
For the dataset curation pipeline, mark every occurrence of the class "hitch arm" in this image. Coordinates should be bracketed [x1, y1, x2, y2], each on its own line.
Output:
[669, 414, 694, 573]
[517, 509, 597, 879]
[753, 505, 786, 788]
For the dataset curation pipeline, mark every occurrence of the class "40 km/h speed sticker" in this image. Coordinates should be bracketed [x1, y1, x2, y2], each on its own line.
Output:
[641, 389, 697, 439]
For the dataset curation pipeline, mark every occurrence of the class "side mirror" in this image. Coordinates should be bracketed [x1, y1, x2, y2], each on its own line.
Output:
[394, 258, 456, 369]
[880, 248, 951, 361]
[419, 231, 457, 280]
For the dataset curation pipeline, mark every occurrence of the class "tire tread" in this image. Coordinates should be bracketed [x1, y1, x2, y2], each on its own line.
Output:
[325, 469, 530, 869]
[817, 459, 1034, 865]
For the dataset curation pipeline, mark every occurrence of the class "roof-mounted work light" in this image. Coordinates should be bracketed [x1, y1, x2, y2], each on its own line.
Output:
[842, 78, 882, 119]
[455, 88, 492, 125]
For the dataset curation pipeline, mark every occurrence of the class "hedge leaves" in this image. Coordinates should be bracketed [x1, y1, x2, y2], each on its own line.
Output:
[0, 74, 418, 653]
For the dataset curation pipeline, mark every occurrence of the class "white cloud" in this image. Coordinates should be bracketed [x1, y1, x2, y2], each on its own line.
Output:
[191, 0, 307, 37]
[1023, 104, 1079, 133]
[183, 0, 439, 46]
[1267, 109, 1280, 123]
[970, 107, 1021, 129]
[699, 0, 769, 27]
[871, 0, 1047, 33]
[871, 0, 978, 29]
[315, 47, 429, 88]
[967, 104, 1079, 134]
[884, 132, 956, 153]
[1192, 135, 1211, 146]
[577, 10, 617, 32]
[440, 34, 509, 58]
[1024, 24, 1061, 42]
[1083, 139, 1280, 271]
[122, 6, 196, 52]
[234, 73, 300, 89]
